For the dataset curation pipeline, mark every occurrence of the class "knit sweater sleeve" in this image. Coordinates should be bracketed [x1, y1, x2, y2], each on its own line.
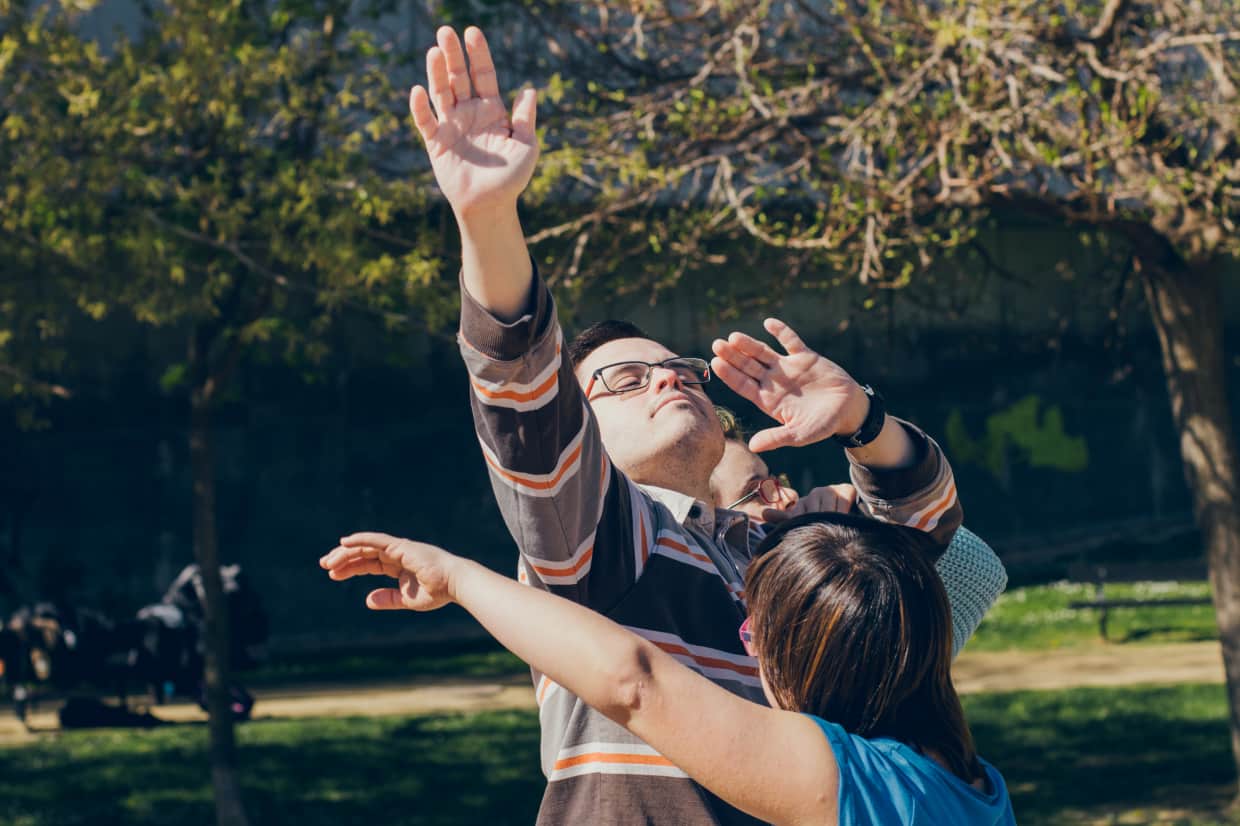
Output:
[935, 526, 1008, 657]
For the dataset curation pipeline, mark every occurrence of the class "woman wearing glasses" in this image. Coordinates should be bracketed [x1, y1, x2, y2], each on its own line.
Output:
[710, 406, 860, 527]
[709, 406, 1006, 660]
[320, 517, 1016, 826]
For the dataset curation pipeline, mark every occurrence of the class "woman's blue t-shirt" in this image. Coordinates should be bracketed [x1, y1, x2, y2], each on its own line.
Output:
[807, 715, 1017, 825]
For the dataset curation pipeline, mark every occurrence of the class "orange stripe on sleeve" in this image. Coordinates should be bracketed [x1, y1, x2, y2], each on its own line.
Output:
[483, 443, 583, 491]
[649, 641, 760, 677]
[528, 548, 594, 578]
[553, 753, 677, 771]
[914, 482, 957, 531]
[471, 370, 558, 403]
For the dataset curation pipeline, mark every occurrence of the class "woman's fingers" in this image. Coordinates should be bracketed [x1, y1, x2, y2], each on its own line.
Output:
[327, 558, 399, 581]
[340, 531, 399, 548]
[365, 588, 406, 610]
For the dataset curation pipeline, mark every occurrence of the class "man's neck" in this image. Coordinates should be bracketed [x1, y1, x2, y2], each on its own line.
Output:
[631, 474, 714, 509]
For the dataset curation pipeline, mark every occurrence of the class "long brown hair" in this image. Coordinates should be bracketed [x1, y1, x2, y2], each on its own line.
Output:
[746, 512, 983, 782]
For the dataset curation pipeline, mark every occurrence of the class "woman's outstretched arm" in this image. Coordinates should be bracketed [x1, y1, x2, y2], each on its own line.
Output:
[321, 532, 838, 826]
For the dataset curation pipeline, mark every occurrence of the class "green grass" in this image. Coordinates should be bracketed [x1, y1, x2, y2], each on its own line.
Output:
[236, 580, 1217, 688]
[1, 683, 1236, 826]
[219, 580, 1222, 692]
[966, 683, 1236, 825]
[0, 710, 543, 826]
[968, 580, 1217, 651]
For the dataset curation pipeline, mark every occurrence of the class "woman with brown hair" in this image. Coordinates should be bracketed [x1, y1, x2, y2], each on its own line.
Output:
[320, 513, 1015, 825]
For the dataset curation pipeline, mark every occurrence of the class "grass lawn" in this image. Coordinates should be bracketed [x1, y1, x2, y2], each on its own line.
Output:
[236, 579, 1217, 688]
[1, 683, 1235, 826]
[966, 580, 1216, 652]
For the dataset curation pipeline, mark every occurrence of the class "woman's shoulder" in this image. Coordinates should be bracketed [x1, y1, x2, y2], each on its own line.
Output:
[804, 715, 1016, 825]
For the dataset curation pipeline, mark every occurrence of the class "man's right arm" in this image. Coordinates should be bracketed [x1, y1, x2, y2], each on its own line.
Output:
[412, 27, 650, 610]
[458, 272, 651, 611]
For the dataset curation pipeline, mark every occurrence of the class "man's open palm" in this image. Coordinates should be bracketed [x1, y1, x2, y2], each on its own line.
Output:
[410, 27, 538, 216]
[711, 319, 868, 453]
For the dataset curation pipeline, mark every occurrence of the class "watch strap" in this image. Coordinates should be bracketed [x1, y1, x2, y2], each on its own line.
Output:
[832, 385, 886, 448]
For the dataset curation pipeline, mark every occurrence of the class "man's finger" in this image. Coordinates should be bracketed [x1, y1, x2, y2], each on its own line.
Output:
[710, 357, 761, 406]
[764, 318, 809, 355]
[727, 332, 781, 369]
[712, 339, 768, 382]
[426, 46, 454, 117]
[437, 26, 472, 103]
[409, 85, 438, 143]
[464, 26, 501, 99]
[750, 425, 801, 453]
[510, 85, 538, 143]
[366, 588, 406, 610]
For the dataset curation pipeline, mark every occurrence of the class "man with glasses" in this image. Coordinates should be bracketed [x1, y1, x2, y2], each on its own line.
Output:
[407, 26, 990, 826]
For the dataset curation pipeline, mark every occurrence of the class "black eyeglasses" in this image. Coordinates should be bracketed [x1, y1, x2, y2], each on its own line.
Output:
[585, 357, 710, 398]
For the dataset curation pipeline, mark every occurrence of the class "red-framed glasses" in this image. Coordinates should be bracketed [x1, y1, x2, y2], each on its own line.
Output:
[738, 616, 755, 656]
[727, 477, 786, 511]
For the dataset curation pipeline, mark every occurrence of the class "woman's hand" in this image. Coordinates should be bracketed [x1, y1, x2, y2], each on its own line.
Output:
[761, 484, 858, 523]
[320, 532, 459, 612]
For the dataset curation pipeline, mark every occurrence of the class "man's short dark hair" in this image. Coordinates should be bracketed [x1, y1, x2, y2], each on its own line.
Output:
[567, 320, 650, 368]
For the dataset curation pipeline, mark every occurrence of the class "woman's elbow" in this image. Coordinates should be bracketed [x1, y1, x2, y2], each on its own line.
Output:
[597, 640, 658, 723]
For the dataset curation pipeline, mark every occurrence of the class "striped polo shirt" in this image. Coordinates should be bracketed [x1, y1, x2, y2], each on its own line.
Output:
[459, 270, 985, 825]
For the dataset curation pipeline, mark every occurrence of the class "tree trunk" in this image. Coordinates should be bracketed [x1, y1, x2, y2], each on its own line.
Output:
[189, 378, 251, 826]
[1141, 258, 1240, 800]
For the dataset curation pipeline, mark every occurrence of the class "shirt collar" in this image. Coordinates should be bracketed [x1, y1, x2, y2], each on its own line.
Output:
[639, 483, 706, 526]
[639, 483, 752, 545]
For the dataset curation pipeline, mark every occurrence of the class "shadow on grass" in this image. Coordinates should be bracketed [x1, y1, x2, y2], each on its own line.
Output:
[0, 710, 543, 826]
[966, 683, 1235, 825]
[1121, 626, 1218, 644]
[2, 685, 1236, 826]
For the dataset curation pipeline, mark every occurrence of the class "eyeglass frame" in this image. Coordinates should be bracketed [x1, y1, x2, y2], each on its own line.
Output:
[584, 357, 711, 399]
[738, 616, 755, 656]
[726, 475, 789, 511]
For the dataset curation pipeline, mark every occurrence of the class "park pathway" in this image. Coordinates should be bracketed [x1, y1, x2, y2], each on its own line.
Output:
[0, 640, 1224, 743]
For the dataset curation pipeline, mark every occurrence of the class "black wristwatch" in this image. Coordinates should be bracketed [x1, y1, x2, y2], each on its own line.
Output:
[832, 385, 886, 448]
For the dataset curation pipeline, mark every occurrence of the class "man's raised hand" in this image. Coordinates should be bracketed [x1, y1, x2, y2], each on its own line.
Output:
[320, 533, 458, 612]
[409, 26, 538, 218]
[711, 318, 872, 453]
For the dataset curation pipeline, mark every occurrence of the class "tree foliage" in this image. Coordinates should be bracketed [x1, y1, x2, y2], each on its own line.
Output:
[0, 0, 454, 407]
[503, 0, 1237, 302]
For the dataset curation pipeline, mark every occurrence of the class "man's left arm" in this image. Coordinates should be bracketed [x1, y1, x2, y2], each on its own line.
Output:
[711, 318, 960, 549]
[845, 417, 961, 552]
[712, 318, 1008, 654]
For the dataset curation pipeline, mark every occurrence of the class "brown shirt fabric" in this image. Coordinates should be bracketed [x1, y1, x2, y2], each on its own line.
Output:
[458, 268, 969, 825]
